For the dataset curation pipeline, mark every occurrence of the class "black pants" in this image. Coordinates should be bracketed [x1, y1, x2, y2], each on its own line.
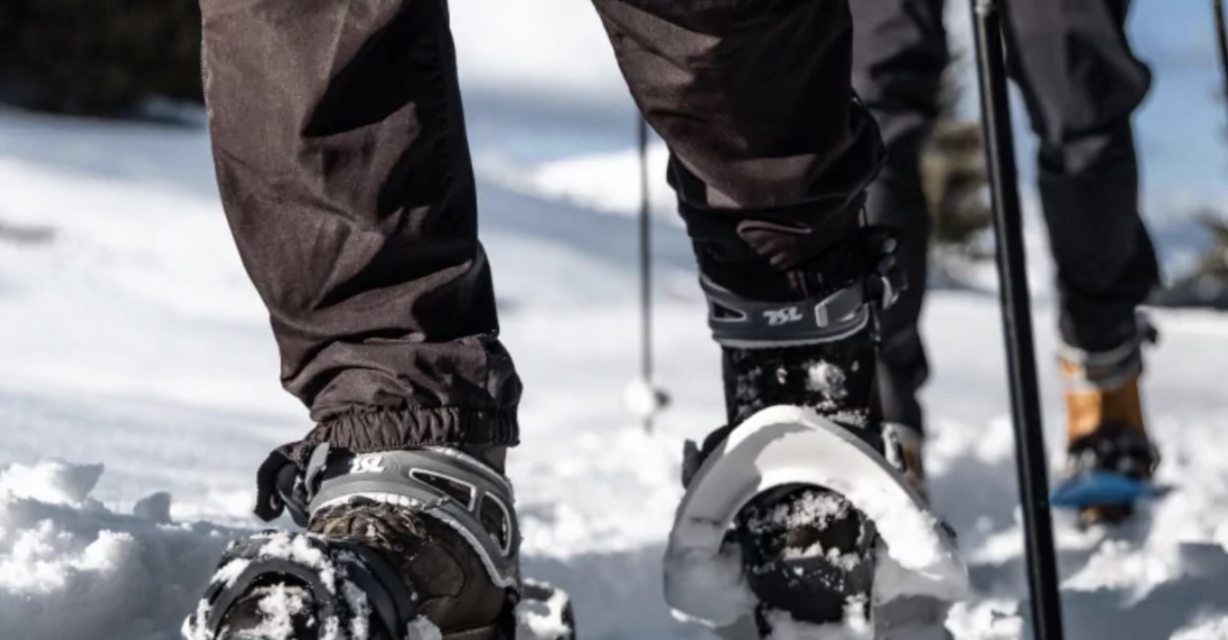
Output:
[853, 0, 1161, 432]
[200, 0, 884, 456]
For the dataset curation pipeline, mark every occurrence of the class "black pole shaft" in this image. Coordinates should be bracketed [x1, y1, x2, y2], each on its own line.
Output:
[638, 115, 654, 433]
[1214, 0, 1228, 108]
[970, 2, 1065, 639]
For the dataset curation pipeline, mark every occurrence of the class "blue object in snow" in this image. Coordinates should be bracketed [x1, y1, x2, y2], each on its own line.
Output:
[1050, 471, 1156, 509]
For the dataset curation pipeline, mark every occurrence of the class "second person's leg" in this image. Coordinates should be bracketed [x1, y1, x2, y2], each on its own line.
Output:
[851, 0, 948, 448]
[1004, 0, 1159, 350]
[1004, 0, 1162, 524]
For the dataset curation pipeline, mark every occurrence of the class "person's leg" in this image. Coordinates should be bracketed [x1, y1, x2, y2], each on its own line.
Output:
[189, 0, 924, 635]
[187, 1, 522, 638]
[1003, 0, 1161, 524]
[1004, 0, 1158, 350]
[850, 0, 948, 450]
[592, 0, 886, 366]
[205, 0, 518, 461]
[593, 0, 935, 629]
[591, 0, 888, 316]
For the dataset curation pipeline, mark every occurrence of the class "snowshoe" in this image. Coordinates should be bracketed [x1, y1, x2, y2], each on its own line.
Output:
[1051, 423, 1160, 527]
[664, 236, 967, 640]
[182, 446, 575, 640]
[1050, 315, 1161, 527]
[665, 404, 967, 639]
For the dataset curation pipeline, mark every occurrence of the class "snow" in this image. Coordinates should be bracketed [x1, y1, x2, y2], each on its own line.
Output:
[134, 492, 174, 524]
[761, 604, 873, 640]
[662, 521, 758, 628]
[450, 0, 627, 110]
[340, 581, 372, 640]
[623, 377, 671, 421]
[407, 617, 443, 640]
[517, 581, 577, 640]
[3, 89, 1228, 640]
[487, 143, 677, 222]
[0, 460, 235, 640]
[805, 362, 848, 402]
[731, 366, 769, 424]
[741, 490, 853, 563]
[226, 583, 314, 640]
[0, 458, 104, 505]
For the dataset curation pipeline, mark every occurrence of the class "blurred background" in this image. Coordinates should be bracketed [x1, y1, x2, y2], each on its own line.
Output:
[3, 2, 1228, 640]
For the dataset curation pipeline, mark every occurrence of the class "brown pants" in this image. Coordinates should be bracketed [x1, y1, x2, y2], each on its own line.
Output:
[200, 0, 882, 454]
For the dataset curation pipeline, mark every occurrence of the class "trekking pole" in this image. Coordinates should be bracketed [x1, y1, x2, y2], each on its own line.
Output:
[970, 2, 1066, 639]
[1214, 0, 1228, 108]
[625, 116, 671, 432]
[638, 114, 656, 433]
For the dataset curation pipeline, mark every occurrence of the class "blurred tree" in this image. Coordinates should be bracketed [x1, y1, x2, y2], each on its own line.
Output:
[1142, 88, 1228, 310]
[920, 52, 992, 259]
[1147, 208, 1228, 310]
[1196, 209, 1228, 279]
[0, 0, 202, 118]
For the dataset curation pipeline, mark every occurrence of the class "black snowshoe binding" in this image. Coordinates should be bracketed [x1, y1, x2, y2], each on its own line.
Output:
[183, 446, 575, 640]
[663, 231, 966, 638]
[1061, 425, 1160, 526]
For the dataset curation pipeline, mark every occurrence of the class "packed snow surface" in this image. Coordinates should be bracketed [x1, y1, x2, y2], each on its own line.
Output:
[3, 98, 1228, 640]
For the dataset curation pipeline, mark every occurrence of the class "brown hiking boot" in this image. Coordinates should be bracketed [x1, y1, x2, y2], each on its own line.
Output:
[184, 447, 574, 640]
[214, 500, 511, 640]
[1058, 324, 1160, 526]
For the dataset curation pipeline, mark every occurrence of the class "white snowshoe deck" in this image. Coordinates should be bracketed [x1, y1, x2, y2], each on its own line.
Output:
[663, 405, 969, 635]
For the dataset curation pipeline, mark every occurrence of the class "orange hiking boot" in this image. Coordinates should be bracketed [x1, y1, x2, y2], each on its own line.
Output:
[1055, 321, 1160, 527]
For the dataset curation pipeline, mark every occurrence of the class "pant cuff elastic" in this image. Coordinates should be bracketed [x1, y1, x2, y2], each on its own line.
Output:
[296, 406, 519, 459]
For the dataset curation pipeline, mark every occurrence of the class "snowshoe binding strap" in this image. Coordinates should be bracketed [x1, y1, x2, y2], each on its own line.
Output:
[699, 242, 904, 349]
[1065, 424, 1160, 483]
[184, 530, 428, 640]
[295, 445, 521, 591]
